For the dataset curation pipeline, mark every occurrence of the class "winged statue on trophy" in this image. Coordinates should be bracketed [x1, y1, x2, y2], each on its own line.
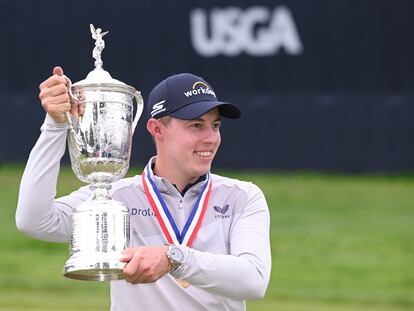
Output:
[90, 24, 109, 69]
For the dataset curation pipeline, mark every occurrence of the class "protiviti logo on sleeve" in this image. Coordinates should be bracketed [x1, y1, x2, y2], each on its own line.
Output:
[184, 81, 216, 98]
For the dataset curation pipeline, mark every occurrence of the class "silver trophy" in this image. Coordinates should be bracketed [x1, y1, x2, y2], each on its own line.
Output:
[62, 25, 143, 281]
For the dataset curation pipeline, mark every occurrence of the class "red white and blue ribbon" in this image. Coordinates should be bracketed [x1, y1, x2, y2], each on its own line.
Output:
[141, 162, 212, 247]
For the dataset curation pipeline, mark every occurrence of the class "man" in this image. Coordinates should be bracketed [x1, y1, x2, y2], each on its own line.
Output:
[16, 66, 271, 311]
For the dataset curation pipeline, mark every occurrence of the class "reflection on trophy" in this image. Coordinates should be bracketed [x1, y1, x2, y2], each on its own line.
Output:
[63, 24, 143, 281]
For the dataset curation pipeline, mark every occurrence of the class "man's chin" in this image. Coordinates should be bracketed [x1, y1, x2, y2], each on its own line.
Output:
[192, 164, 212, 177]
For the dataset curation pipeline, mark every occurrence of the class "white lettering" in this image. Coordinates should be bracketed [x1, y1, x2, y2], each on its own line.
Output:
[184, 87, 216, 98]
[268, 7, 303, 54]
[190, 6, 303, 57]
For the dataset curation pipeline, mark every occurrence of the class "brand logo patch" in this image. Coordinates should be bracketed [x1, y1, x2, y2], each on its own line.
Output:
[214, 204, 229, 214]
[151, 100, 167, 117]
[131, 208, 156, 217]
[184, 81, 216, 98]
[214, 204, 230, 218]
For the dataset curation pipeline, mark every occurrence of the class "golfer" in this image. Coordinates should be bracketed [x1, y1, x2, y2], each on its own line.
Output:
[16, 67, 271, 311]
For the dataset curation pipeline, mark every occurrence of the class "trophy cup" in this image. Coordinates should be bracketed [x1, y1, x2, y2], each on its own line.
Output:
[62, 24, 143, 281]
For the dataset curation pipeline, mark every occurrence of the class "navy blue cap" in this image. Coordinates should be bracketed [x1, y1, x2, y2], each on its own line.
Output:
[147, 73, 241, 120]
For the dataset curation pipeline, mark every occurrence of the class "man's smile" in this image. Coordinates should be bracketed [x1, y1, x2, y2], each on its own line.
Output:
[194, 151, 214, 158]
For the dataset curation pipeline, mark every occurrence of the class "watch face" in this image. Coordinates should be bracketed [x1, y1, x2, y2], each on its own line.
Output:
[170, 246, 184, 262]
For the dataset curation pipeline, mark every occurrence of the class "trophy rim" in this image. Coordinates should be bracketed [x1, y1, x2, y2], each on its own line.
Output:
[72, 83, 137, 95]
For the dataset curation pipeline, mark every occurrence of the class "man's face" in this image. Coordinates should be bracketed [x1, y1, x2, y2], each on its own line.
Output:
[160, 108, 222, 180]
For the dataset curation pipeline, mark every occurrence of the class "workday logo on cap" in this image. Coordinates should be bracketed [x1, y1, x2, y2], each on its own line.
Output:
[184, 81, 216, 99]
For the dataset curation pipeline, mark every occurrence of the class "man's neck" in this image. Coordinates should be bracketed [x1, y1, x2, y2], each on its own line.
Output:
[153, 160, 198, 194]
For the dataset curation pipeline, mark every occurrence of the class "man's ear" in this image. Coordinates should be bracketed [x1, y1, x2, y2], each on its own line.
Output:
[147, 118, 164, 141]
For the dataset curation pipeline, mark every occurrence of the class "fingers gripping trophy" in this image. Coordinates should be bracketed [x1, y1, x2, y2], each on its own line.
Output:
[62, 24, 143, 281]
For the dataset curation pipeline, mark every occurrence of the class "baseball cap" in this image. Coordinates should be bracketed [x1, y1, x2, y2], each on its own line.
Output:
[147, 73, 241, 120]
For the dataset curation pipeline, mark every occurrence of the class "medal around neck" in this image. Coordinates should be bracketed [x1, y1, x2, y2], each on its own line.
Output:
[63, 24, 144, 281]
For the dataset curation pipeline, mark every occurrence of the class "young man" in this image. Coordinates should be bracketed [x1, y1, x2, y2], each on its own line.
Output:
[16, 67, 271, 311]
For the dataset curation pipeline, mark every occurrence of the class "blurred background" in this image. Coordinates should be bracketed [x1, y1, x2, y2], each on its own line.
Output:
[2, 0, 414, 171]
[0, 0, 413, 310]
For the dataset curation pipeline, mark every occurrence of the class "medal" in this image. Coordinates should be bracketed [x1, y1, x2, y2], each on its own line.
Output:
[175, 278, 191, 288]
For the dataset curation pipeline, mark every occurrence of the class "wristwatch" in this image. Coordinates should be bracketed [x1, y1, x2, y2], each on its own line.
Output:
[166, 245, 184, 273]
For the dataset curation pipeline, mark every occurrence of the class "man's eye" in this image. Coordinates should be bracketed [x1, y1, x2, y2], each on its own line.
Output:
[191, 123, 202, 128]
[213, 123, 221, 129]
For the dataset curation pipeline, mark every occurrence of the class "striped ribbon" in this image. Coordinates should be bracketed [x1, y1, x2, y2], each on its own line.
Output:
[141, 162, 212, 247]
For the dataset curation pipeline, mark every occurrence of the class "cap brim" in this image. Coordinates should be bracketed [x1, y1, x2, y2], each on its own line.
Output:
[169, 101, 241, 120]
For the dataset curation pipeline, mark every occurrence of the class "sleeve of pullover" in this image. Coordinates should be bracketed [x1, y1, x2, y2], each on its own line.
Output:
[16, 115, 90, 242]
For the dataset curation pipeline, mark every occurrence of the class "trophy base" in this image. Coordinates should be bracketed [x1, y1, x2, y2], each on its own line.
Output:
[64, 258, 126, 281]
[64, 198, 130, 282]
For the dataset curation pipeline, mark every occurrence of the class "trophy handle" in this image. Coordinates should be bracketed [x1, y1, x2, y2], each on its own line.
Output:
[132, 90, 144, 133]
[60, 76, 84, 150]
[61, 75, 81, 129]
[62, 75, 81, 106]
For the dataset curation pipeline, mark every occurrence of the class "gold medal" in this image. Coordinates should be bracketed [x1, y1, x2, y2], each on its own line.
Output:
[176, 278, 191, 288]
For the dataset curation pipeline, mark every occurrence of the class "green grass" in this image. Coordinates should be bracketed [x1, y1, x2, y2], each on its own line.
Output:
[1, 164, 413, 310]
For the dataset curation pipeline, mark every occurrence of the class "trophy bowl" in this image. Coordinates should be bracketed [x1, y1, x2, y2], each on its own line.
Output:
[68, 82, 140, 184]
[62, 25, 143, 281]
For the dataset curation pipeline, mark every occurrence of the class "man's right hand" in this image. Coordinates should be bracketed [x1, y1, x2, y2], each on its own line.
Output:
[38, 66, 72, 124]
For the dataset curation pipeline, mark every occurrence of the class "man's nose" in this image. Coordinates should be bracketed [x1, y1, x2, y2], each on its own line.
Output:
[202, 127, 219, 143]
